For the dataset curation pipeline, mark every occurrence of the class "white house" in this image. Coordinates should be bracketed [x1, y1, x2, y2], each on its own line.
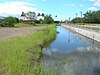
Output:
[19, 12, 31, 21]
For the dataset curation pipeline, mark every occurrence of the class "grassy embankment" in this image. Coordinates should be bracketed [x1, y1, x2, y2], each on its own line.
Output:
[35, 23, 61, 26]
[0, 25, 57, 75]
[15, 23, 60, 27]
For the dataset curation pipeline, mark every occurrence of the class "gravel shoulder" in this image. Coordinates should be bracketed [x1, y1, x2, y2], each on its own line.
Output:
[0, 26, 45, 41]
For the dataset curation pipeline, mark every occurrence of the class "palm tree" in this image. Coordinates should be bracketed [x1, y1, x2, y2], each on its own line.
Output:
[37, 13, 41, 16]
[55, 15, 57, 17]
[41, 13, 44, 17]
[21, 12, 25, 16]
[21, 12, 26, 21]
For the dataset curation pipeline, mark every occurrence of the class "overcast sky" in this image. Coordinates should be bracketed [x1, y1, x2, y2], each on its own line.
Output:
[0, 0, 100, 20]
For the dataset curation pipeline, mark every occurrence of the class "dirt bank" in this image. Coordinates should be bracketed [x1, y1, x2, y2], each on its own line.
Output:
[0, 26, 45, 41]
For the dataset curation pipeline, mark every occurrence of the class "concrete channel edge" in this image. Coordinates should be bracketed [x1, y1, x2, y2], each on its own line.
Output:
[62, 25, 100, 43]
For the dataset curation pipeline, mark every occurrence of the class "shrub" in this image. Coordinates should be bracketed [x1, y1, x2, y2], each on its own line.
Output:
[34, 20, 41, 24]
[1, 16, 18, 27]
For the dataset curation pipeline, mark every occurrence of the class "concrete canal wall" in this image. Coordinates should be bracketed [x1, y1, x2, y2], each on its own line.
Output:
[62, 25, 100, 42]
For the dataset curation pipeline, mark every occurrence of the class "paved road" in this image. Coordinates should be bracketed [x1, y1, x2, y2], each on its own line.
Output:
[0, 26, 45, 41]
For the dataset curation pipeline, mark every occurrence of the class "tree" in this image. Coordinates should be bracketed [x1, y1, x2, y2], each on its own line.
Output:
[41, 13, 45, 17]
[71, 10, 100, 24]
[0, 19, 4, 27]
[83, 10, 100, 23]
[26, 11, 36, 20]
[37, 13, 41, 16]
[2, 16, 17, 27]
[55, 15, 57, 17]
[83, 11, 92, 23]
[21, 12, 26, 16]
[43, 15, 54, 24]
[71, 17, 84, 23]
[41, 13, 45, 20]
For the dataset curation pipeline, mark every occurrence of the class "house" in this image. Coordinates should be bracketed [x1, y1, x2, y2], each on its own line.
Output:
[19, 12, 31, 22]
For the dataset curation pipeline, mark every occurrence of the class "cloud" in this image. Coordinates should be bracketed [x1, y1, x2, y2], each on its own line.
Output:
[0, 1, 44, 17]
[88, 7, 97, 10]
[89, 0, 100, 6]
[63, 4, 76, 7]
[80, 4, 84, 7]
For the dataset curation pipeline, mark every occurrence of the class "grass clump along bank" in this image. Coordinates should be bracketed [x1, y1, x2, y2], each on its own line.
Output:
[0, 25, 57, 75]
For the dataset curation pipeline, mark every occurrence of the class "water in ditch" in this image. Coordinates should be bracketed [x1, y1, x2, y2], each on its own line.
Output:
[41, 26, 100, 75]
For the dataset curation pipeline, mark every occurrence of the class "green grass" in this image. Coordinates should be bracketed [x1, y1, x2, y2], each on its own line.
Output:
[14, 23, 60, 28]
[35, 24, 50, 26]
[0, 25, 57, 75]
[35, 23, 61, 26]
[15, 23, 60, 27]
[14, 23, 34, 27]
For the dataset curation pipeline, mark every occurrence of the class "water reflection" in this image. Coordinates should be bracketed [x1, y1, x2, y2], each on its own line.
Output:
[42, 26, 100, 75]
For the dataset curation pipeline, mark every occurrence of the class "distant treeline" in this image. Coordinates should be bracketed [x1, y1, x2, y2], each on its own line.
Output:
[71, 10, 100, 24]
[0, 16, 19, 27]
[0, 12, 59, 27]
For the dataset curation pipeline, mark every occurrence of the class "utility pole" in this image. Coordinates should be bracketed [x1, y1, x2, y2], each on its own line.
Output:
[69, 17, 71, 25]
[69, 17, 71, 21]
[80, 11, 83, 18]
[76, 13, 78, 18]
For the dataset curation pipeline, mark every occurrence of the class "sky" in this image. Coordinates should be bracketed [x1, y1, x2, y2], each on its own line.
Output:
[0, 0, 100, 21]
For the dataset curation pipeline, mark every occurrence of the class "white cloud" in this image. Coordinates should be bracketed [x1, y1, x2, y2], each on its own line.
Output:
[88, 7, 97, 10]
[63, 4, 76, 7]
[0, 1, 44, 17]
[89, 0, 100, 6]
[80, 4, 84, 7]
